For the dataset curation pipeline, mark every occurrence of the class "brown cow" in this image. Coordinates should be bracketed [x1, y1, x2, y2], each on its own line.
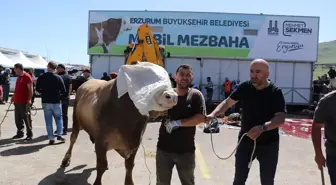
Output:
[89, 17, 134, 54]
[60, 78, 177, 185]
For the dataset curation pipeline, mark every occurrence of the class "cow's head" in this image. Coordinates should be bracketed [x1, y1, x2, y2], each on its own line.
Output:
[155, 88, 178, 110]
[119, 16, 137, 35]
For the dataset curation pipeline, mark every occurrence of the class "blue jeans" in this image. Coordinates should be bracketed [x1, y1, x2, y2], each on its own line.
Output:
[327, 153, 336, 185]
[42, 103, 63, 140]
[233, 141, 279, 185]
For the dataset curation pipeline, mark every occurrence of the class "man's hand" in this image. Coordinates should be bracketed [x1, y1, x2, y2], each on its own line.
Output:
[315, 153, 326, 170]
[247, 125, 263, 140]
[164, 120, 181, 134]
[10, 97, 14, 103]
[205, 114, 216, 123]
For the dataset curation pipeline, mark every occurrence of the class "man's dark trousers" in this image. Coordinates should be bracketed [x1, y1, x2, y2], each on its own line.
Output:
[14, 104, 33, 137]
[61, 98, 69, 132]
[156, 148, 195, 185]
[233, 141, 279, 185]
[327, 153, 336, 185]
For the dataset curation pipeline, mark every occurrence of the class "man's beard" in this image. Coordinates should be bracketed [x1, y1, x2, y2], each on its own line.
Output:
[177, 82, 190, 89]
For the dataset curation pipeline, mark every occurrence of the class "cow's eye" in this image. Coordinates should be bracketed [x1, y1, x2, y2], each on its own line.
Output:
[165, 95, 171, 99]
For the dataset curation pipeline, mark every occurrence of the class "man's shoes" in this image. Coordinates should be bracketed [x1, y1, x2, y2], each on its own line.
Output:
[49, 140, 55, 145]
[12, 134, 24, 139]
[57, 136, 65, 142]
[24, 136, 32, 141]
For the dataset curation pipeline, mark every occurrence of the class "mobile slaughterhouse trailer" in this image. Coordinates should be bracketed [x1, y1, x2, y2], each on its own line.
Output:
[87, 10, 320, 106]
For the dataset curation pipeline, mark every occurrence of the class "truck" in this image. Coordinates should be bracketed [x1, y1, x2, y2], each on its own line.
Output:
[87, 10, 320, 106]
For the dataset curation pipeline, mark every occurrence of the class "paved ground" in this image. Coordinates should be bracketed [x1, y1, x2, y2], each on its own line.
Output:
[0, 96, 330, 185]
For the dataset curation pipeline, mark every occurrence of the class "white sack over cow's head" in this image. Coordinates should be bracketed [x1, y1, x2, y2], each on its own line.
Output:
[155, 88, 178, 110]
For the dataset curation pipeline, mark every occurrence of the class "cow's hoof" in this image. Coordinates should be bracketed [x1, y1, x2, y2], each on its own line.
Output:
[60, 159, 70, 168]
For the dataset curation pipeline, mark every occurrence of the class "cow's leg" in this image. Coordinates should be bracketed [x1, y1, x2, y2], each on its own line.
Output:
[116, 148, 139, 185]
[102, 45, 108, 53]
[93, 139, 108, 185]
[60, 118, 80, 167]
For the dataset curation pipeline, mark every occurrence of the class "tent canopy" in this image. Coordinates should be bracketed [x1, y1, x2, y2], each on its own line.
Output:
[6, 52, 46, 69]
[30, 55, 48, 67]
[0, 52, 15, 68]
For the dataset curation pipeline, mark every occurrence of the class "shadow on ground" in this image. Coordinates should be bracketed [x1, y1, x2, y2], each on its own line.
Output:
[0, 135, 48, 148]
[38, 165, 95, 185]
[0, 135, 65, 156]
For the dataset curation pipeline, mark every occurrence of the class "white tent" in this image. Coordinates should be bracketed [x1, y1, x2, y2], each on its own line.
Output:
[7, 51, 46, 69]
[0, 52, 15, 68]
[30, 55, 48, 67]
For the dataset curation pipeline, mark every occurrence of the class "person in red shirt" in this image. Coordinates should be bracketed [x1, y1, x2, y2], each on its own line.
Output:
[11, 63, 34, 141]
[223, 77, 232, 98]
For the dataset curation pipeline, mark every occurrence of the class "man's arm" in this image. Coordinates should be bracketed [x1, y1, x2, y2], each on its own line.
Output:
[179, 91, 206, 127]
[209, 82, 245, 117]
[35, 77, 41, 93]
[58, 76, 67, 97]
[210, 97, 237, 117]
[68, 78, 72, 96]
[312, 98, 327, 158]
[264, 90, 286, 131]
[26, 75, 33, 102]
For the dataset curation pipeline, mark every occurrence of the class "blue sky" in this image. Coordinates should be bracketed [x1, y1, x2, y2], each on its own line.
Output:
[0, 0, 334, 65]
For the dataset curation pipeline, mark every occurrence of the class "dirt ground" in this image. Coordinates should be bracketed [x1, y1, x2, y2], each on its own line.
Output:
[0, 96, 331, 185]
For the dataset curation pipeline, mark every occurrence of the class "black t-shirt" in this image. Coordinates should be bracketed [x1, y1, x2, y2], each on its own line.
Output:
[230, 81, 286, 145]
[157, 88, 206, 154]
[58, 72, 72, 100]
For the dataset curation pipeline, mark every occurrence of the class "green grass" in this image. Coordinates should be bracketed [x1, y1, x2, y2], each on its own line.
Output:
[313, 40, 336, 79]
[318, 40, 336, 63]
[88, 45, 250, 58]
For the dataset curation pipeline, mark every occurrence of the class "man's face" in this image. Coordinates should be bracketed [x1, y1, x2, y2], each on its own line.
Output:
[250, 62, 269, 87]
[14, 67, 20, 75]
[57, 67, 64, 73]
[83, 72, 90, 78]
[175, 68, 193, 89]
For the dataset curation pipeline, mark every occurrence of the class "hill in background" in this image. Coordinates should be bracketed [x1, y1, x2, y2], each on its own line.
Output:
[318, 40, 336, 63]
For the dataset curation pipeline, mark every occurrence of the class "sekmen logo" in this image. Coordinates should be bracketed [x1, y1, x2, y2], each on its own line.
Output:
[276, 41, 304, 53]
[267, 20, 279, 36]
[283, 21, 312, 37]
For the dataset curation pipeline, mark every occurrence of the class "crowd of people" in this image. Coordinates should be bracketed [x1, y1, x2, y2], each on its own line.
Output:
[4, 59, 336, 184]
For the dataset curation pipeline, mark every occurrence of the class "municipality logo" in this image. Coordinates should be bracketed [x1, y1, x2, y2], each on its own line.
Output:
[268, 20, 279, 36]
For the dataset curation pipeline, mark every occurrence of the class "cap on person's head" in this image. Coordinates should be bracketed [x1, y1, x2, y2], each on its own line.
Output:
[57, 64, 66, 70]
[0, 65, 3, 68]
[47, 61, 57, 70]
[83, 69, 91, 73]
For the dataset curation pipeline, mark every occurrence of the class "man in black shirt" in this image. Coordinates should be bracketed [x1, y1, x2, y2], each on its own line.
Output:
[100, 72, 111, 81]
[156, 64, 206, 185]
[56, 64, 72, 135]
[312, 90, 336, 184]
[36, 61, 67, 145]
[207, 59, 286, 185]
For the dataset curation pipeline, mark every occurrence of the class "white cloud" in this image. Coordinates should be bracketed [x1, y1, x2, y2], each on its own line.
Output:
[89, 12, 109, 24]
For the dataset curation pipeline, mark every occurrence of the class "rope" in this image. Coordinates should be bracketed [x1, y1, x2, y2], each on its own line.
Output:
[0, 102, 38, 138]
[141, 142, 152, 185]
[0, 102, 12, 138]
[208, 117, 257, 169]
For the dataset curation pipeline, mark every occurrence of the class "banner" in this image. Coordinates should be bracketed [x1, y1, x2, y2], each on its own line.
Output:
[88, 11, 319, 62]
